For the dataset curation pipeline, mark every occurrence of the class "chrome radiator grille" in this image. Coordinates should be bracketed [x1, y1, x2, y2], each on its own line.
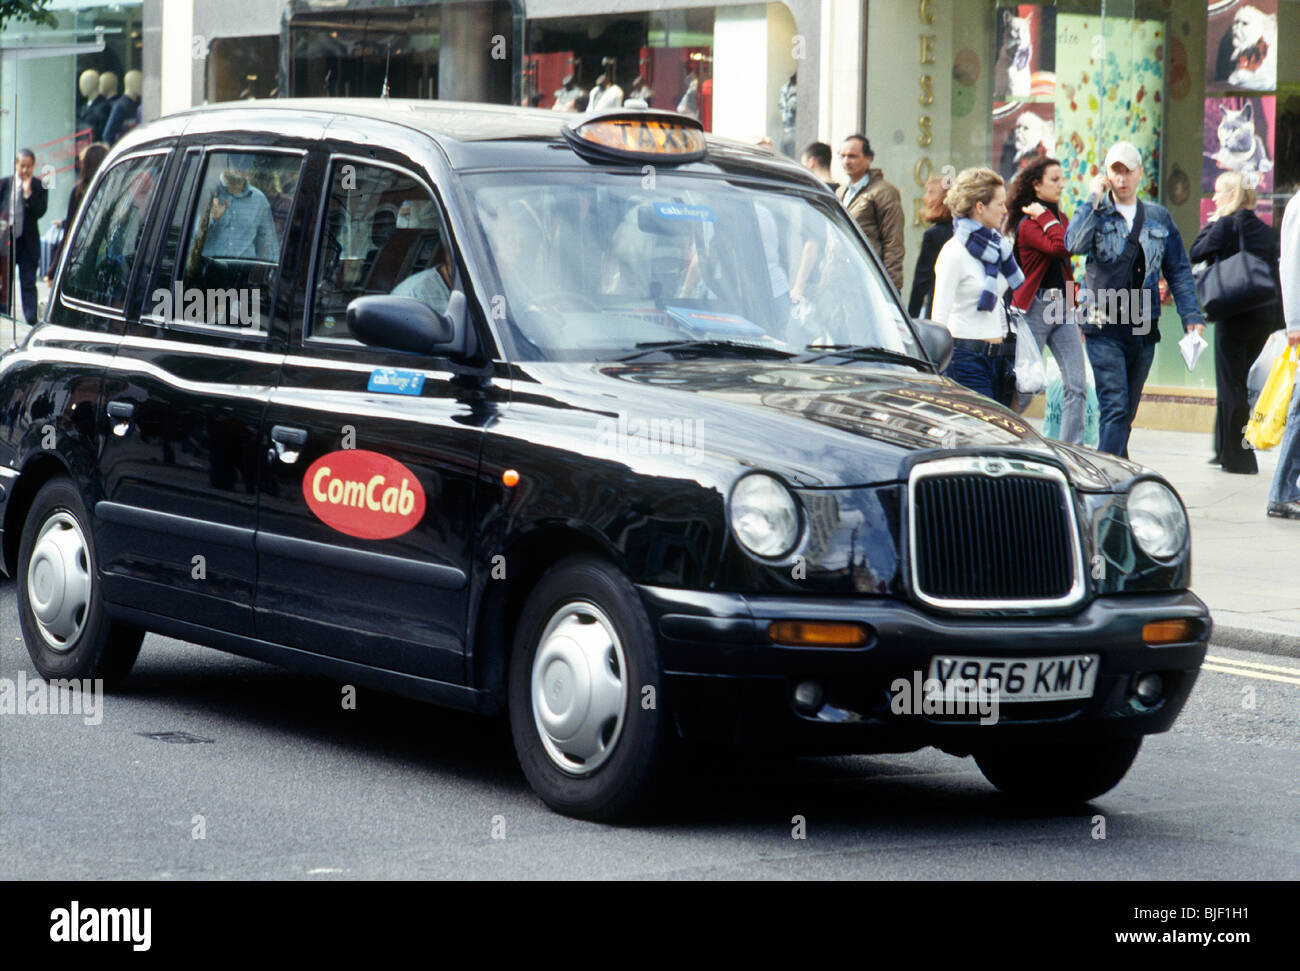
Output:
[908, 458, 1084, 609]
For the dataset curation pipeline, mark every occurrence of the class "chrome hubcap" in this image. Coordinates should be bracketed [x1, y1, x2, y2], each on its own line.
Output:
[531, 601, 628, 776]
[27, 511, 92, 651]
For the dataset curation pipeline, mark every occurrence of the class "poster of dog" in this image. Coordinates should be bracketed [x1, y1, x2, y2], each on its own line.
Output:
[1203, 95, 1275, 194]
[993, 4, 1057, 101]
[1207, 0, 1277, 92]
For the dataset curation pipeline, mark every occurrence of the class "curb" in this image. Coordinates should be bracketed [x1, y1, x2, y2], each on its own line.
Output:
[1208, 620, 1300, 660]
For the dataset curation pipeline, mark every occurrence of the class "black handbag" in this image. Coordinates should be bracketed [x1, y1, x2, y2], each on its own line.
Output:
[1195, 215, 1280, 320]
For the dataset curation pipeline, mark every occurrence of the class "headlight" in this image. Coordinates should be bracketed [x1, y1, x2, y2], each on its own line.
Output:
[1127, 480, 1187, 559]
[729, 473, 799, 558]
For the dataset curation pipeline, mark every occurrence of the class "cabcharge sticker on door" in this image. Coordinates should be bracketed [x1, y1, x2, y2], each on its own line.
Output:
[303, 450, 426, 540]
[368, 368, 426, 396]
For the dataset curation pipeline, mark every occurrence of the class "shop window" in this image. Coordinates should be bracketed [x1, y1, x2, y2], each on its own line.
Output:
[207, 36, 279, 101]
[287, 1, 514, 103]
[524, 10, 714, 126]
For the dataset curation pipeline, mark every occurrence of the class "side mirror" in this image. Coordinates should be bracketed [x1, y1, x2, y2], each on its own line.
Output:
[347, 292, 471, 357]
[914, 319, 953, 371]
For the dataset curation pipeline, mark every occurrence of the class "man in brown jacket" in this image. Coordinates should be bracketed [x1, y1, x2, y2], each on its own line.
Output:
[837, 135, 905, 292]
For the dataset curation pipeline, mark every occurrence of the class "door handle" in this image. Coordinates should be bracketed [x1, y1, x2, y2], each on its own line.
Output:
[107, 400, 135, 437]
[269, 425, 308, 464]
[271, 425, 308, 446]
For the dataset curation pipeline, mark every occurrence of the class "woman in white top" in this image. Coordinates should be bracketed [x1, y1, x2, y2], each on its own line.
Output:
[930, 167, 1024, 405]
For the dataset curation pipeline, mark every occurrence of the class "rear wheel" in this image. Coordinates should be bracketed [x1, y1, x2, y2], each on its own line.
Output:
[508, 555, 673, 820]
[974, 737, 1143, 804]
[17, 478, 143, 686]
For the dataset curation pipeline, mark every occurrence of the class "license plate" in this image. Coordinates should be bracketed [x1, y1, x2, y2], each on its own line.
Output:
[926, 654, 1100, 702]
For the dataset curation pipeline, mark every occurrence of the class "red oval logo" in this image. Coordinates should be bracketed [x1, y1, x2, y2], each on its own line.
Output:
[302, 450, 427, 540]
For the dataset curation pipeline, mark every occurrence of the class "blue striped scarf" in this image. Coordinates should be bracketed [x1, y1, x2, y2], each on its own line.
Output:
[954, 217, 1024, 311]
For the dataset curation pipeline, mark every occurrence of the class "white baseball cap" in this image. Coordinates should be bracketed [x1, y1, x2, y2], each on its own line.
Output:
[1104, 141, 1142, 173]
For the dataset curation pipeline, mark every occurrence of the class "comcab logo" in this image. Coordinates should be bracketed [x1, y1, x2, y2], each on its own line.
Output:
[303, 450, 426, 540]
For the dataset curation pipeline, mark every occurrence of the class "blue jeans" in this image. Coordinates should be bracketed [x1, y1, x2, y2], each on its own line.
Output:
[944, 345, 1014, 406]
[1268, 385, 1300, 504]
[1086, 336, 1154, 458]
[1014, 292, 1087, 445]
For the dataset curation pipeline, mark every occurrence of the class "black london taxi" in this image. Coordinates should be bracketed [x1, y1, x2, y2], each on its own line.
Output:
[0, 100, 1209, 820]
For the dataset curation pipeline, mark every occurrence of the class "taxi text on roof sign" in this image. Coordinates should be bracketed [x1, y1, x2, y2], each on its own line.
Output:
[565, 112, 707, 163]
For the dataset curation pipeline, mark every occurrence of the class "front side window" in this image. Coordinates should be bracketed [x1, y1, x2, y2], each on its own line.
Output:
[61, 153, 166, 310]
[160, 150, 301, 334]
[464, 171, 921, 363]
[309, 160, 454, 342]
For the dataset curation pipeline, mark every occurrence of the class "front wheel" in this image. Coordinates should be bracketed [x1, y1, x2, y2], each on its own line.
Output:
[17, 478, 143, 687]
[974, 736, 1143, 804]
[508, 555, 673, 820]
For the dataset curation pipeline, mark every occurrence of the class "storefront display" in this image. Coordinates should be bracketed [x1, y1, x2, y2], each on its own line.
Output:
[523, 5, 796, 146]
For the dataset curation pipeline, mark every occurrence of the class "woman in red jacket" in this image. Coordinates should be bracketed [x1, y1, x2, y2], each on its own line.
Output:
[1005, 157, 1087, 445]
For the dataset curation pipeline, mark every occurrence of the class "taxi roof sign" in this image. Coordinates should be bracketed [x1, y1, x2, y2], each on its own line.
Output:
[563, 111, 707, 165]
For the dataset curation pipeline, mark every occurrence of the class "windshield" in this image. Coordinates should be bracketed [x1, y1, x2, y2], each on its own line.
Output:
[464, 171, 925, 363]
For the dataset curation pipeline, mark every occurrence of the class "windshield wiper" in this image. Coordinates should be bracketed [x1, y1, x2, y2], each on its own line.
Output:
[793, 344, 933, 369]
[609, 340, 797, 363]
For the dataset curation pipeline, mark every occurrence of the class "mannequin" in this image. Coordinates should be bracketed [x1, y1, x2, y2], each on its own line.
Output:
[82, 71, 118, 142]
[77, 69, 101, 137]
[104, 69, 143, 145]
[552, 73, 584, 112]
[589, 57, 624, 112]
[626, 74, 652, 106]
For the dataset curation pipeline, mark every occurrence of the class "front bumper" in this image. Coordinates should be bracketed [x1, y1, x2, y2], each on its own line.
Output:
[640, 586, 1210, 754]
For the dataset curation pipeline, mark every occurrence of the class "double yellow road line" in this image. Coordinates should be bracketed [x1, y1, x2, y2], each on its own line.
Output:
[1203, 654, 1300, 687]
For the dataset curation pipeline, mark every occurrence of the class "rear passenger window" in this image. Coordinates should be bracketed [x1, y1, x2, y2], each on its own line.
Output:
[156, 150, 301, 334]
[61, 153, 166, 310]
[310, 160, 454, 342]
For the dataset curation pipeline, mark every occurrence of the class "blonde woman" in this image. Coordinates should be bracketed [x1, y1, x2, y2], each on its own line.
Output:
[1190, 171, 1282, 474]
[929, 167, 1024, 404]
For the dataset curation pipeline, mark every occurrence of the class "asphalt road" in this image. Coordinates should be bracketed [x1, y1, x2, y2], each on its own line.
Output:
[2, 576, 1296, 880]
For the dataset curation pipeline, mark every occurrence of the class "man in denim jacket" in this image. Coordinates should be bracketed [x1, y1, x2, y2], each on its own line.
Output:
[1066, 142, 1205, 457]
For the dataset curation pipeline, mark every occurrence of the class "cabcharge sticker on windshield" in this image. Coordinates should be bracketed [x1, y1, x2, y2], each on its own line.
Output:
[368, 368, 426, 396]
[303, 450, 426, 540]
[653, 202, 716, 222]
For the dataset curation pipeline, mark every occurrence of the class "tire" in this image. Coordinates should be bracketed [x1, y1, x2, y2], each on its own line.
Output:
[17, 478, 144, 687]
[508, 555, 673, 821]
[974, 736, 1143, 804]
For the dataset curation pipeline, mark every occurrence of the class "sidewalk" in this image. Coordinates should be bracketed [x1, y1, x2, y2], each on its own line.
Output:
[1092, 424, 1299, 658]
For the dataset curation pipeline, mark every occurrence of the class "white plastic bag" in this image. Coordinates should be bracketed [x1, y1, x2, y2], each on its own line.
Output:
[1013, 313, 1046, 395]
[1179, 330, 1208, 371]
[1248, 330, 1288, 410]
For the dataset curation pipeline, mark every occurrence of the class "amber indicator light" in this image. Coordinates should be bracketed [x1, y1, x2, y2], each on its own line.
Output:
[767, 620, 872, 647]
[502, 469, 520, 487]
[1142, 619, 1194, 645]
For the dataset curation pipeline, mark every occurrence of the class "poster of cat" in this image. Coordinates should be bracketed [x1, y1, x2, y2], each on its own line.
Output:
[1207, 0, 1277, 92]
[993, 4, 1057, 101]
[1203, 95, 1276, 194]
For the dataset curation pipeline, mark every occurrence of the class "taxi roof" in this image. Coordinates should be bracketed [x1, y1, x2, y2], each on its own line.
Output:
[177, 97, 827, 188]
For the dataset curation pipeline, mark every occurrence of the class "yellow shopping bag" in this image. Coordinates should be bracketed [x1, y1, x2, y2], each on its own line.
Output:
[1245, 346, 1299, 451]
